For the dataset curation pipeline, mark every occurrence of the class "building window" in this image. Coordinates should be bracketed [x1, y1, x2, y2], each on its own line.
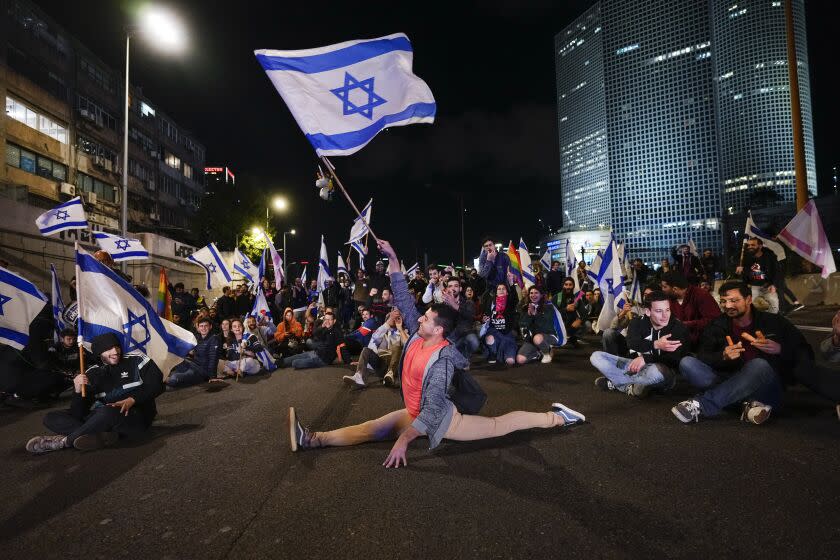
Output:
[80, 58, 115, 94]
[5, 96, 68, 143]
[129, 126, 156, 153]
[76, 135, 117, 169]
[75, 172, 117, 203]
[160, 119, 179, 143]
[184, 164, 192, 179]
[6, 142, 68, 181]
[165, 152, 181, 171]
[77, 95, 117, 131]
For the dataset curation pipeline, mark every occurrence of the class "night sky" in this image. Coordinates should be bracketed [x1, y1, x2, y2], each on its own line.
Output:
[33, 0, 839, 266]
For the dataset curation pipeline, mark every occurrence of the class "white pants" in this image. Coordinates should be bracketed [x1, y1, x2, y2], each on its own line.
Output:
[750, 286, 779, 314]
[225, 358, 262, 375]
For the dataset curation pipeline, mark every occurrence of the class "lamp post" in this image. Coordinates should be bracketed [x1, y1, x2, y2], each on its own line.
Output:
[266, 196, 288, 230]
[121, 5, 186, 271]
[283, 229, 296, 281]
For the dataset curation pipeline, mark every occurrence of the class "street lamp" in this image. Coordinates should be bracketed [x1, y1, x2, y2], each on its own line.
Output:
[266, 195, 289, 230]
[121, 5, 187, 266]
[283, 228, 296, 281]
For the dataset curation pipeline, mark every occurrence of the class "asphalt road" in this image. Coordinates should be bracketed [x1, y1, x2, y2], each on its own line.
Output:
[1, 308, 839, 560]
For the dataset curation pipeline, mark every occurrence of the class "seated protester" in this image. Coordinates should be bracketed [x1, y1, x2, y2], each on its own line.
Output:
[338, 308, 379, 364]
[244, 314, 275, 356]
[463, 286, 482, 321]
[422, 266, 445, 306]
[167, 317, 220, 388]
[516, 286, 558, 364]
[49, 327, 93, 393]
[190, 288, 207, 310]
[601, 286, 656, 357]
[440, 278, 480, 361]
[482, 283, 518, 366]
[369, 287, 393, 322]
[290, 278, 308, 310]
[660, 270, 721, 349]
[221, 319, 263, 377]
[807, 310, 840, 419]
[171, 282, 196, 329]
[574, 261, 590, 292]
[343, 308, 410, 388]
[234, 284, 254, 318]
[590, 290, 689, 398]
[25, 333, 164, 454]
[590, 288, 603, 323]
[288, 239, 585, 461]
[282, 312, 344, 370]
[545, 260, 566, 298]
[274, 307, 304, 357]
[301, 313, 317, 349]
[674, 281, 806, 425]
[554, 280, 593, 345]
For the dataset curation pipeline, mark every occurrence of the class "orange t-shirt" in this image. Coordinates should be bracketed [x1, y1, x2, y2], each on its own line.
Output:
[401, 338, 449, 418]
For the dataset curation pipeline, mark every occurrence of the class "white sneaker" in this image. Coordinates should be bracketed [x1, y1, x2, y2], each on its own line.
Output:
[342, 372, 365, 388]
[383, 370, 396, 386]
[540, 352, 553, 364]
[740, 400, 772, 425]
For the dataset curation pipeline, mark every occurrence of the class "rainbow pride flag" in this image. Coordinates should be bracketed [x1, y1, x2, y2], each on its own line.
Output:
[507, 240, 524, 287]
[157, 266, 173, 321]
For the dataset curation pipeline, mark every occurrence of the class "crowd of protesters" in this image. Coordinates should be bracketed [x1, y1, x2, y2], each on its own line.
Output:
[4, 234, 839, 460]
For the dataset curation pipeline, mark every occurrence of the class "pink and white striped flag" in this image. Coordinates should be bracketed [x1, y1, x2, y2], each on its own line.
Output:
[778, 200, 836, 279]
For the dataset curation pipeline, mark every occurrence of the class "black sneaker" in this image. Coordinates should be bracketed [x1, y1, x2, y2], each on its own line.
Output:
[73, 431, 119, 451]
[594, 377, 617, 392]
[288, 407, 314, 452]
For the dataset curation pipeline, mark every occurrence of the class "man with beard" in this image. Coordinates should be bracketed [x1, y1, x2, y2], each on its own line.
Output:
[737, 237, 779, 314]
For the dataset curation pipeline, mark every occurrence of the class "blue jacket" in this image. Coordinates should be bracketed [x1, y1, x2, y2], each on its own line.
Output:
[478, 250, 511, 288]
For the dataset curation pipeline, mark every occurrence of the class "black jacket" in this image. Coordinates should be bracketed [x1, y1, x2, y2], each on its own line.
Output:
[72, 353, 164, 426]
[626, 315, 690, 369]
[216, 295, 236, 321]
[50, 341, 93, 377]
[741, 250, 778, 288]
[312, 324, 344, 364]
[695, 307, 807, 382]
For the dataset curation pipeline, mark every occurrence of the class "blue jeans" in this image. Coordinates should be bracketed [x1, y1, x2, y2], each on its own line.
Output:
[589, 351, 673, 392]
[483, 328, 517, 363]
[167, 361, 211, 387]
[678, 356, 782, 416]
[454, 333, 480, 359]
[601, 328, 628, 357]
[282, 351, 326, 370]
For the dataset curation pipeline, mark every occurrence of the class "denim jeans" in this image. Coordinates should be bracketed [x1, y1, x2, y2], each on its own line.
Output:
[483, 328, 517, 363]
[166, 361, 211, 387]
[589, 351, 673, 392]
[282, 351, 326, 370]
[601, 328, 629, 357]
[454, 333, 480, 360]
[678, 356, 782, 416]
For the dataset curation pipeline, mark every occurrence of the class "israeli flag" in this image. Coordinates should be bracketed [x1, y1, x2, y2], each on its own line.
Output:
[187, 243, 232, 290]
[540, 249, 552, 273]
[587, 249, 604, 285]
[518, 238, 535, 288]
[347, 199, 372, 244]
[255, 33, 436, 156]
[300, 265, 307, 287]
[50, 264, 67, 339]
[745, 212, 787, 261]
[0, 266, 48, 349]
[262, 231, 285, 288]
[36, 196, 89, 235]
[257, 249, 267, 285]
[595, 240, 627, 333]
[93, 232, 149, 261]
[336, 252, 349, 277]
[350, 240, 367, 269]
[75, 248, 196, 376]
[248, 287, 277, 372]
[317, 235, 332, 291]
[234, 248, 257, 285]
[405, 262, 419, 279]
[628, 271, 641, 305]
[549, 303, 568, 347]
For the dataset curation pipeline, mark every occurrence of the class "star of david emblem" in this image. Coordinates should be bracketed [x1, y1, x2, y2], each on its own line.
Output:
[207, 263, 217, 273]
[54, 209, 70, 221]
[330, 72, 387, 120]
[0, 293, 11, 316]
[240, 258, 251, 269]
[115, 238, 131, 250]
[123, 309, 151, 353]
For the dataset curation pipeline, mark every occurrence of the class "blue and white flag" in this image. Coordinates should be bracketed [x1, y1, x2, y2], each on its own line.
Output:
[628, 271, 641, 305]
[187, 243, 232, 290]
[595, 240, 627, 333]
[299, 265, 307, 287]
[347, 199, 373, 244]
[549, 303, 568, 347]
[744, 212, 786, 261]
[247, 286, 278, 372]
[405, 262, 419, 280]
[93, 232, 149, 261]
[50, 264, 67, 339]
[234, 248, 257, 286]
[75, 248, 196, 376]
[518, 238, 535, 288]
[587, 249, 604, 285]
[0, 266, 48, 349]
[350, 240, 367, 269]
[540, 249, 552, 273]
[336, 252, 348, 277]
[257, 249, 267, 285]
[255, 33, 436, 156]
[36, 196, 89, 236]
[317, 235, 332, 291]
[262, 231, 285, 288]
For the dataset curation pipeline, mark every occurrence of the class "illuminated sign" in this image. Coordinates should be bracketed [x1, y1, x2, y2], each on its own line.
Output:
[204, 167, 223, 173]
[204, 166, 235, 185]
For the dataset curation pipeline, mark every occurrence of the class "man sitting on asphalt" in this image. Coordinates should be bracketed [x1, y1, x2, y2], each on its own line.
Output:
[674, 281, 806, 425]
[281, 312, 343, 370]
[26, 332, 164, 454]
[49, 327, 93, 394]
[441, 277, 479, 361]
[288, 240, 585, 467]
[166, 317, 220, 388]
[590, 290, 689, 398]
[660, 270, 721, 349]
[342, 308, 409, 388]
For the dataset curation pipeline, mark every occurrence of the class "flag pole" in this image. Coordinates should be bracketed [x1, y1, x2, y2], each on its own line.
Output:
[74, 242, 86, 398]
[320, 156, 381, 244]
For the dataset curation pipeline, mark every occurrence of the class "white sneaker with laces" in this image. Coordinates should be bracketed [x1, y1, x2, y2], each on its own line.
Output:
[342, 372, 366, 388]
[672, 399, 702, 423]
[740, 400, 772, 425]
[541, 352, 553, 364]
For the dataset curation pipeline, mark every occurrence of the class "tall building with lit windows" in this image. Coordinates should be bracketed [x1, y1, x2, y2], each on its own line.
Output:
[555, 0, 816, 263]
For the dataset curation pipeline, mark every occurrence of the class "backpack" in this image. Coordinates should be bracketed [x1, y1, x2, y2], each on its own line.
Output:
[448, 367, 487, 415]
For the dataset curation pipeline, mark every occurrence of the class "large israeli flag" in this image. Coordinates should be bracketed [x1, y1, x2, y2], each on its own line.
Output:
[234, 248, 257, 285]
[93, 232, 149, 261]
[595, 240, 627, 333]
[255, 33, 436, 156]
[0, 266, 48, 349]
[187, 243, 232, 290]
[518, 238, 535, 288]
[36, 196, 89, 235]
[347, 199, 372, 244]
[50, 264, 67, 339]
[75, 248, 196, 376]
[317, 236, 332, 291]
